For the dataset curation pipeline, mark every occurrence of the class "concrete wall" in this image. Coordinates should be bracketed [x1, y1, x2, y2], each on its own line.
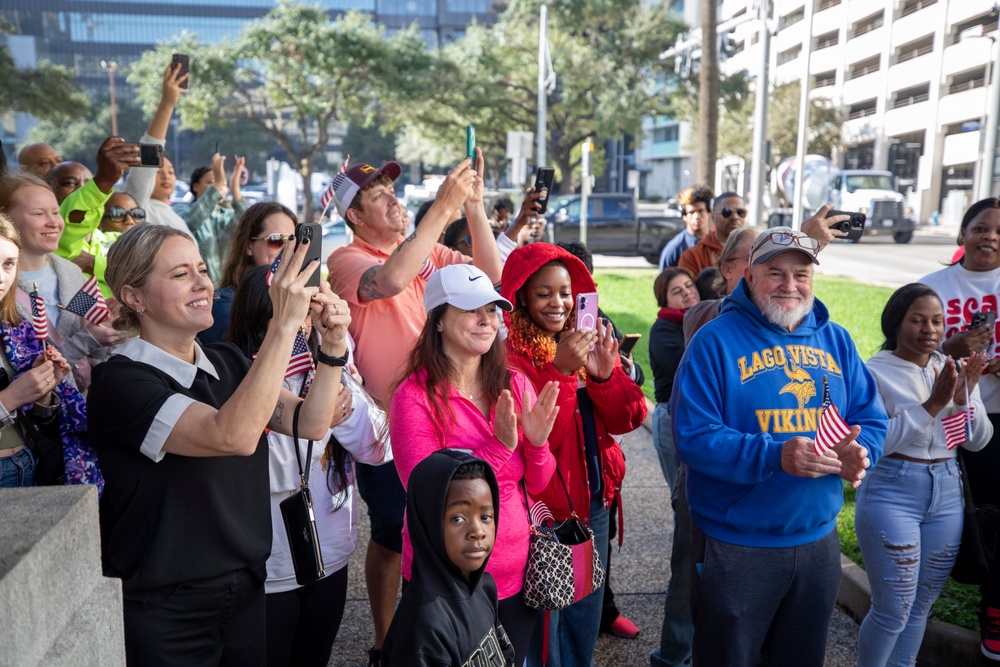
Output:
[0, 486, 124, 667]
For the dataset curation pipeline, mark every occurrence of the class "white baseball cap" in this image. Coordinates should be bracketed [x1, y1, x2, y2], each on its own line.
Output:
[424, 264, 512, 313]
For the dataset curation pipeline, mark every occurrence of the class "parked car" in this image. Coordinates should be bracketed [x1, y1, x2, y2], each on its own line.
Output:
[545, 193, 682, 265]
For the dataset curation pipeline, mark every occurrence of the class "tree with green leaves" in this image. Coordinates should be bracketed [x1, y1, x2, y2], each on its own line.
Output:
[399, 0, 685, 192]
[0, 21, 90, 125]
[27, 95, 147, 166]
[128, 1, 431, 220]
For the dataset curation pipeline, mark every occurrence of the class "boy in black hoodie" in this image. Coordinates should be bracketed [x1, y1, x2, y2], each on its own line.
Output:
[382, 450, 515, 667]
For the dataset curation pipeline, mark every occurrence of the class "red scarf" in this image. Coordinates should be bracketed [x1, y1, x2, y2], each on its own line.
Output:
[658, 306, 686, 323]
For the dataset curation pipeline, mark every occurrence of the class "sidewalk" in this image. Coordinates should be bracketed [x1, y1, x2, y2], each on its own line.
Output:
[326, 412, 861, 666]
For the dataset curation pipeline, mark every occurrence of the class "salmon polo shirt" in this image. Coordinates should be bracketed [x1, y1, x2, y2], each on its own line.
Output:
[326, 236, 470, 403]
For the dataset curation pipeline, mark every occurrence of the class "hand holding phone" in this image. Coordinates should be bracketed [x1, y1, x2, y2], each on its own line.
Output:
[575, 292, 599, 332]
[534, 167, 556, 215]
[171, 53, 190, 90]
[466, 125, 476, 161]
[619, 333, 641, 356]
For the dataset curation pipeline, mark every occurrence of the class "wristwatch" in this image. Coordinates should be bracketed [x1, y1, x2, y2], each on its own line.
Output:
[315, 348, 350, 368]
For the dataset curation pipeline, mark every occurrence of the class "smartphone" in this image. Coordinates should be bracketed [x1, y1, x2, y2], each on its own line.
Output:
[465, 125, 476, 161]
[122, 143, 164, 168]
[824, 209, 865, 242]
[972, 310, 997, 331]
[534, 167, 556, 215]
[575, 292, 599, 332]
[171, 53, 190, 90]
[619, 333, 641, 356]
[295, 222, 323, 288]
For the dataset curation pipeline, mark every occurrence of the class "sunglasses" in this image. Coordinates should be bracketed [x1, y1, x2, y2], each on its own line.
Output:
[752, 231, 820, 253]
[103, 206, 146, 223]
[251, 233, 294, 249]
[721, 206, 747, 219]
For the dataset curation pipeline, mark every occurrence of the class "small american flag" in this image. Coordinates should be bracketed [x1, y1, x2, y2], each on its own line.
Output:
[29, 283, 48, 342]
[528, 500, 555, 527]
[286, 328, 315, 380]
[319, 153, 350, 211]
[418, 258, 438, 281]
[943, 405, 975, 450]
[265, 249, 283, 287]
[814, 375, 851, 455]
[63, 275, 110, 325]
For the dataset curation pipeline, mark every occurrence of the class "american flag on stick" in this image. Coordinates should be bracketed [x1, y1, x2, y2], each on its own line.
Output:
[61, 275, 110, 326]
[814, 375, 851, 455]
[942, 360, 976, 450]
[29, 282, 48, 345]
[286, 328, 315, 380]
[319, 153, 350, 220]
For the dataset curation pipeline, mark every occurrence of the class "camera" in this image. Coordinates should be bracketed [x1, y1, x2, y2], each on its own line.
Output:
[825, 209, 866, 242]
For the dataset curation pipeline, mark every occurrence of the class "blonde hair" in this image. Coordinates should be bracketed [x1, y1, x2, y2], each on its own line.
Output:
[0, 173, 53, 215]
[0, 213, 22, 325]
[105, 224, 192, 333]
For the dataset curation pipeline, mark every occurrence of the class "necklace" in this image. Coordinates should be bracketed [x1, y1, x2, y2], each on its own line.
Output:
[453, 379, 481, 400]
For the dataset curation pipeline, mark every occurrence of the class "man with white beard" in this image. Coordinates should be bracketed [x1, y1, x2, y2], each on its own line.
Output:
[670, 227, 887, 667]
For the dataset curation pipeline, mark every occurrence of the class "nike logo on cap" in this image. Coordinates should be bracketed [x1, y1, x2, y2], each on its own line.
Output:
[468, 275, 483, 281]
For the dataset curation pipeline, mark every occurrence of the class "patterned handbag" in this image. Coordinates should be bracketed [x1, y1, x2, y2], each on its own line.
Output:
[522, 470, 606, 611]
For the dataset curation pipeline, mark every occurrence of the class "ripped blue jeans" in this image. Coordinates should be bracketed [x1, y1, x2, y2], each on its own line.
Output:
[855, 456, 963, 667]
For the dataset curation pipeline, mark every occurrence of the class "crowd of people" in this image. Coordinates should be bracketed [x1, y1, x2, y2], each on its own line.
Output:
[5, 56, 1000, 667]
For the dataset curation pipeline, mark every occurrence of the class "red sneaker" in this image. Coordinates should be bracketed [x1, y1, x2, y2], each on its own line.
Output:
[982, 607, 1000, 661]
[608, 614, 640, 639]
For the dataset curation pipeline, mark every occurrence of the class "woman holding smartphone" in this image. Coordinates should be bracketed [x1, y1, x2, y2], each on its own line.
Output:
[88, 224, 348, 664]
[500, 243, 647, 667]
[919, 198, 1000, 658]
[202, 201, 297, 343]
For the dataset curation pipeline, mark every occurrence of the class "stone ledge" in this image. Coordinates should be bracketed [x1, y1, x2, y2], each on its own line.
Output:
[0, 486, 124, 666]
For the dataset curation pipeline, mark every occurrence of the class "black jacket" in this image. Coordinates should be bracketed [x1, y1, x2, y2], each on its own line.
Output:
[382, 450, 515, 667]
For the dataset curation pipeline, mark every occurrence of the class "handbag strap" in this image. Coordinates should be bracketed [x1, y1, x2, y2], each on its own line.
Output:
[291, 401, 314, 489]
[521, 465, 576, 521]
[958, 449, 976, 510]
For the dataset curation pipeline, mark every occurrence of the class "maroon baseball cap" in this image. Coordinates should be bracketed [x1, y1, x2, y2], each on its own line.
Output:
[332, 161, 402, 219]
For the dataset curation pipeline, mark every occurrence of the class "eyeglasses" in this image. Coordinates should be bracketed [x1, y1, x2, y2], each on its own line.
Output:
[752, 231, 820, 253]
[459, 234, 472, 247]
[721, 206, 747, 219]
[250, 233, 294, 249]
[102, 206, 146, 223]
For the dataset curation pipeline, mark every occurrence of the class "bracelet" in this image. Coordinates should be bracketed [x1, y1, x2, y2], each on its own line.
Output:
[315, 348, 350, 368]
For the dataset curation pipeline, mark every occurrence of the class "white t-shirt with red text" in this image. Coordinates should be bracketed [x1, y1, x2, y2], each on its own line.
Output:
[920, 263, 1000, 411]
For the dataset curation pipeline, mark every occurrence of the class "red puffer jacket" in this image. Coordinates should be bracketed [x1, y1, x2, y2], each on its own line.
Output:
[501, 244, 648, 522]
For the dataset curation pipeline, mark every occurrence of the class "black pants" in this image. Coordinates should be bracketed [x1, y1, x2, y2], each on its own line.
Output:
[498, 590, 539, 666]
[265, 565, 349, 667]
[600, 496, 621, 630]
[123, 569, 265, 667]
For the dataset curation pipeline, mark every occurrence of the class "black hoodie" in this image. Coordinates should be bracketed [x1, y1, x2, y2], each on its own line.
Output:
[382, 450, 515, 667]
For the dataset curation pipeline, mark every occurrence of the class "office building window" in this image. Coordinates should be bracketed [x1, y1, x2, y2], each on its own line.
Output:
[653, 125, 679, 143]
[377, 0, 436, 16]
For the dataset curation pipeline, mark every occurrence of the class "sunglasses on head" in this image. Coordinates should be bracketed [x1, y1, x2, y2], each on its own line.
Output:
[721, 206, 747, 220]
[753, 231, 820, 253]
[251, 233, 294, 249]
[103, 206, 146, 223]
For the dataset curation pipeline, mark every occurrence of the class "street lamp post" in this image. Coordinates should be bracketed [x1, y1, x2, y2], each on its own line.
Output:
[101, 60, 119, 137]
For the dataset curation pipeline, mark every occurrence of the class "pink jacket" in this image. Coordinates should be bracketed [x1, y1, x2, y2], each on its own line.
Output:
[389, 368, 556, 600]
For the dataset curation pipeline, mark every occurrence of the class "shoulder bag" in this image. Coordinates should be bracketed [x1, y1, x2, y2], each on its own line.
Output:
[278, 402, 326, 586]
[522, 469, 606, 611]
[951, 450, 1000, 585]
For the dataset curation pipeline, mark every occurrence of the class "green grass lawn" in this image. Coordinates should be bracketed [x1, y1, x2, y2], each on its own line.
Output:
[596, 268, 978, 630]
[594, 270, 893, 404]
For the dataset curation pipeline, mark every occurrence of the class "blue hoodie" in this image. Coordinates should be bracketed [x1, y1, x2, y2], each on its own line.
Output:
[670, 279, 886, 548]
